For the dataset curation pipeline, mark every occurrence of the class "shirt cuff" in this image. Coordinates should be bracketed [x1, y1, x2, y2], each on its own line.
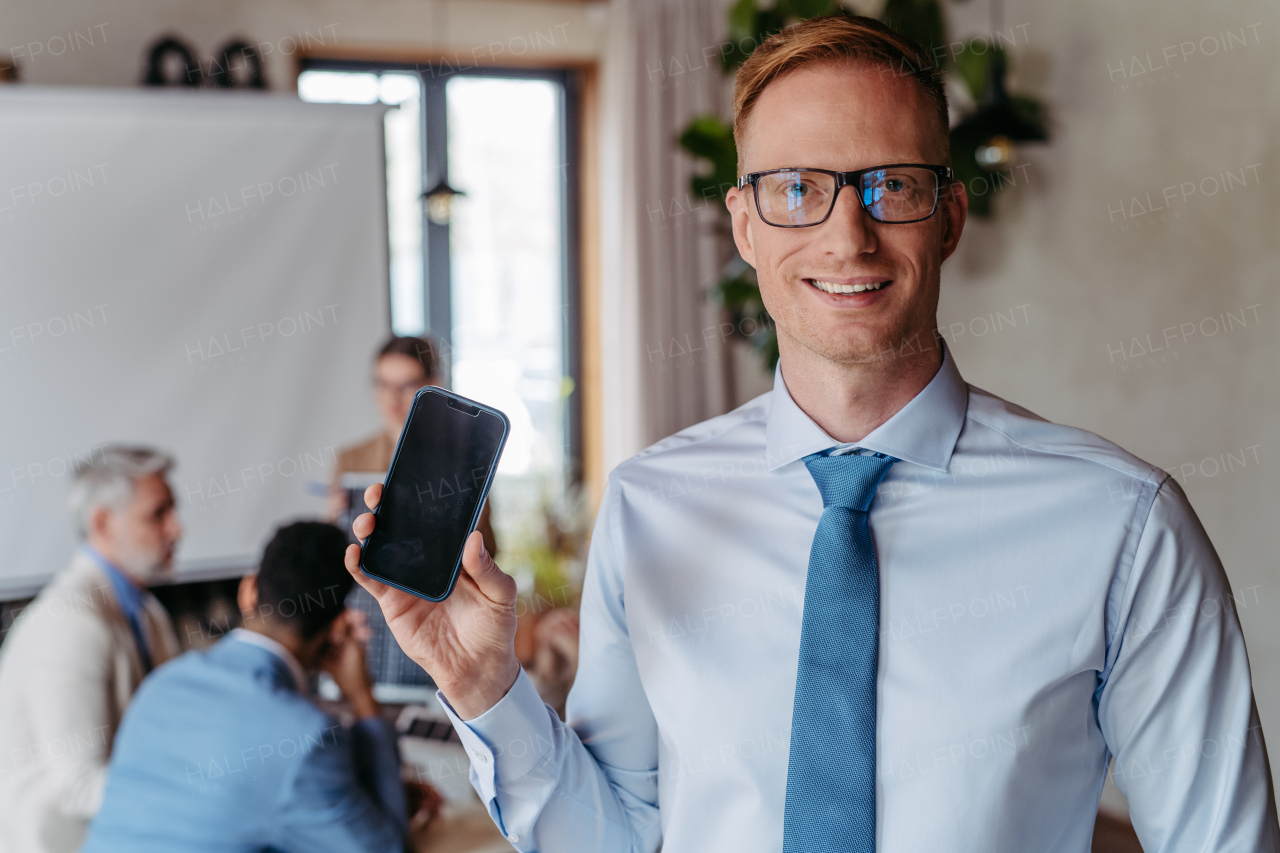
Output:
[437, 668, 556, 801]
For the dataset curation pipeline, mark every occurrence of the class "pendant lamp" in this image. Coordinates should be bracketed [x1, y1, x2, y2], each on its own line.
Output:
[422, 179, 465, 226]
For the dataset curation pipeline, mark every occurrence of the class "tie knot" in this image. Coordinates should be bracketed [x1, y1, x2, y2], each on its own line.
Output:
[803, 452, 898, 511]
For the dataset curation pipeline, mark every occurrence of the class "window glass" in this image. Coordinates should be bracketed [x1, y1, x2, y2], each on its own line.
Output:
[298, 69, 424, 336]
[445, 76, 566, 553]
[300, 68, 573, 578]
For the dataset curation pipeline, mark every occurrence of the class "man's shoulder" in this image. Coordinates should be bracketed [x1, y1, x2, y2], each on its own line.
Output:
[134, 640, 329, 731]
[635, 391, 772, 458]
[42, 555, 115, 607]
[4, 557, 117, 649]
[115, 644, 335, 784]
[963, 384, 1166, 488]
[612, 391, 772, 483]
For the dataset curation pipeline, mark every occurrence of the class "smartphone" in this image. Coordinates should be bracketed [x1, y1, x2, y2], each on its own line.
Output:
[359, 387, 509, 601]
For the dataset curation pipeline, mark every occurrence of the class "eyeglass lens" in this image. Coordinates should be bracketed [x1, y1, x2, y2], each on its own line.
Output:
[374, 378, 425, 397]
[755, 167, 940, 225]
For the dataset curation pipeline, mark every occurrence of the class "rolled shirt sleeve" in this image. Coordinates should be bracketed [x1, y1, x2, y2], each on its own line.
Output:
[1099, 476, 1280, 851]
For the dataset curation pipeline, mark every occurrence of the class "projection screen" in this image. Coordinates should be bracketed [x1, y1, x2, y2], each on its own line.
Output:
[0, 87, 390, 597]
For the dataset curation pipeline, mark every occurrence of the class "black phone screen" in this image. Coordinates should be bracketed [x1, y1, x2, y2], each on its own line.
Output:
[360, 389, 508, 601]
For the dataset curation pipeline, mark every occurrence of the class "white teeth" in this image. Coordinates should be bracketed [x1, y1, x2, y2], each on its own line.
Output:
[809, 279, 888, 293]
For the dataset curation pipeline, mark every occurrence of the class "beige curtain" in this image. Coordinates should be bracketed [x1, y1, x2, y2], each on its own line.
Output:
[599, 0, 736, 472]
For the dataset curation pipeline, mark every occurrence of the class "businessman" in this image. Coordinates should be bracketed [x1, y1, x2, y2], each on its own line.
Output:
[0, 446, 182, 853]
[345, 15, 1278, 852]
[83, 522, 432, 852]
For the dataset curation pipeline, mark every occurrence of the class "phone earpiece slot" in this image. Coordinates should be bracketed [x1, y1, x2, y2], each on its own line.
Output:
[447, 398, 481, 417]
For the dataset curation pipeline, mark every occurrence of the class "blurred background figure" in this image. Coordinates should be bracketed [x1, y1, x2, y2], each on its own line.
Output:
[526, 607, 580, 719]
[330, 335, 497, 557]
[82, 521, 440, 853]
[0, 446, 182, 853]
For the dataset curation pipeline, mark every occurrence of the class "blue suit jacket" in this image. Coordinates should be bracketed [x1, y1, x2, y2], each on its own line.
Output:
[83, 634, 407, 852]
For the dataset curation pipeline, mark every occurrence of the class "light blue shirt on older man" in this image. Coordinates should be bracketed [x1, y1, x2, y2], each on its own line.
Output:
[439, 346, 1277, 852]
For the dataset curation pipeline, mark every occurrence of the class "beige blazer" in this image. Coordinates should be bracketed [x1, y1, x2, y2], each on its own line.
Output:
[0, 552, 179, 853]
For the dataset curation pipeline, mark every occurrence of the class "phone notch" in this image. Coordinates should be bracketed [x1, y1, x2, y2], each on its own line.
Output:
[447, 398, 481, 417]
[361, 388, 509, 602]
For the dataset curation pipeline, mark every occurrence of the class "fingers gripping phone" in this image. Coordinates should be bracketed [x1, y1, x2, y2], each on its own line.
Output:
[359, 387, 509, 601]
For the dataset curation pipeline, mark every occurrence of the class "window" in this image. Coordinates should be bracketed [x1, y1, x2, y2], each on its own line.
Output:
[299, 61, 582, 580]
[298, 69, 426, 337]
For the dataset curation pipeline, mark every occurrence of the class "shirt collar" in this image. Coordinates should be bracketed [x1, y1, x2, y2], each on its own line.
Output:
[82, 546, 146, 621]
[230, 628, 310, 694]
[764, 342, 969, 473]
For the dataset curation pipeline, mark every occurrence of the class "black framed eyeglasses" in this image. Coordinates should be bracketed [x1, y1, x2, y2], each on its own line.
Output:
[737, 164, 952, 227]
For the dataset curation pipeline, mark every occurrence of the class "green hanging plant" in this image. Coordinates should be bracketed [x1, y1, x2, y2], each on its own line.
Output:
[949, 42, 1048, 216]
[881, 0, 949, 68]
[676, 116, 738, 204]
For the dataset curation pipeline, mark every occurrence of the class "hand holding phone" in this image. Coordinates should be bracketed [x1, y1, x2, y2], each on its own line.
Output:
[359, 387, 509, 601]
[345, 485, 521, 720]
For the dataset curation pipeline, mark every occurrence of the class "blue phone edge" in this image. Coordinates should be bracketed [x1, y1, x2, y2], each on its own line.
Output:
[356, 386, 510, 603]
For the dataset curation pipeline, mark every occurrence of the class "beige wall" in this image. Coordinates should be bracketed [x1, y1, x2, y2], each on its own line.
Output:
[932, 0, 1280, 786]
[0, 0, 605, 87]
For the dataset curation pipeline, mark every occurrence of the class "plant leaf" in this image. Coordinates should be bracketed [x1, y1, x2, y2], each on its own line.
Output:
[954, 42, 1001, 102]
[777, 0, 842, 20]
[677, 115, 739, 204]
[722, 5, 787, 71]
[880, 0, 948, 69]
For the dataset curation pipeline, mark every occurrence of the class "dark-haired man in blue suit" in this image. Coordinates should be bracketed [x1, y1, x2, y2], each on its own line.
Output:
[83, 521, 435, 853]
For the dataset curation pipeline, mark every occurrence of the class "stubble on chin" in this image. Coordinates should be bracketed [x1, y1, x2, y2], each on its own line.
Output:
[777, 292, 934, 369]
[115, 544, 173, 584]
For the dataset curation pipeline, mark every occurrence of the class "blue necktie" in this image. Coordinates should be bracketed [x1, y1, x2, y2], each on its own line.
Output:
[783, 451, 898, 853]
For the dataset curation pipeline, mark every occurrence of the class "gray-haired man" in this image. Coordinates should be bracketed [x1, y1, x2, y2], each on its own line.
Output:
[0, 446, 183, 853]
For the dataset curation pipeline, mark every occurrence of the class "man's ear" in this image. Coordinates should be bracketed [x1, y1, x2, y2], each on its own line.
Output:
[940, 179, 968, 263]
[237, 574, 259, 618]
[725, 187, 758, 268]
[86, 505, 113, 542]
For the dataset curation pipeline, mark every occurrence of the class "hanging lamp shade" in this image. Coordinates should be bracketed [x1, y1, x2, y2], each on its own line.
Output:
[421, 178, 466, 225]
[951, 51, 1046, 171]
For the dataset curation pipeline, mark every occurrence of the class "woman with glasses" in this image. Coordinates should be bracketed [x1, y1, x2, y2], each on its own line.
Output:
[328, 335, 497, 556]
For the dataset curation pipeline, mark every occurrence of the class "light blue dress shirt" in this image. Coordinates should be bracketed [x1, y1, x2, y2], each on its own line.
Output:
[440, 349, 1278, 852]
[83, 632, 407, 852]
[84, 546, 152, 671]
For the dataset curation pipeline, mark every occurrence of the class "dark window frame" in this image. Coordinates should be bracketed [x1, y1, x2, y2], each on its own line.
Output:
[300, 58, 584, 485]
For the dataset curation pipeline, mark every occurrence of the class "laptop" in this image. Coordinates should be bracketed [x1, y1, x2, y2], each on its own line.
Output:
[325, 471, 437, 703]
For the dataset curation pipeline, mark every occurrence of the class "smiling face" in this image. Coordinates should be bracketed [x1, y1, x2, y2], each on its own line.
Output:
[726, 61, 966, 368]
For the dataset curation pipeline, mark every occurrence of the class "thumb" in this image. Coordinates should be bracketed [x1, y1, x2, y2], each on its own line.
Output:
[460, 530, 516, 606]
[344, 544, 392, 602]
